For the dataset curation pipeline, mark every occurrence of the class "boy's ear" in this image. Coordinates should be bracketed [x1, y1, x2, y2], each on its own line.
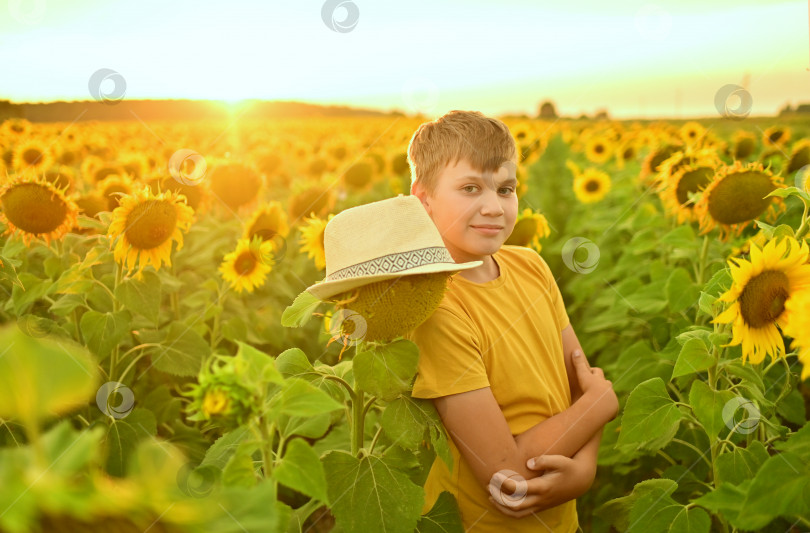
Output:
[411, 182, 432, 214]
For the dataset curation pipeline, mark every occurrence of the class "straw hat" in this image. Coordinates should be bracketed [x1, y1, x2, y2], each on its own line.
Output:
[305, 194, 482, 300]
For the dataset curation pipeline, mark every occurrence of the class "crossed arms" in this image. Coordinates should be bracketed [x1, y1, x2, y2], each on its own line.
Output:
[430, 324, 619, 517]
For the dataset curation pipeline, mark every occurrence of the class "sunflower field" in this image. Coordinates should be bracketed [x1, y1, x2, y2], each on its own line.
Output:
[1, 113, 810, 533]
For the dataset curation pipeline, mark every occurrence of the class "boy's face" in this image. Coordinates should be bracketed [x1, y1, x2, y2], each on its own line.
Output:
[413, 157, 518, 264]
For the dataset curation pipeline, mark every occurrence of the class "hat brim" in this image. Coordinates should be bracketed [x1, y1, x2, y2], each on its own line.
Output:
[305, 259, 482, 301]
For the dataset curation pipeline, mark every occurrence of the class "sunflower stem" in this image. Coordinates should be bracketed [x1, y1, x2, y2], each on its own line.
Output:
[696, 235, 710, 286]
[109, 262, 124, 381]
[794, 199, 809, 239]
[351, 342, 365, 458]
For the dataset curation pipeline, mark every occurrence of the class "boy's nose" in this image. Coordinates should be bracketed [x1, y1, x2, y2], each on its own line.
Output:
[479, 190, 505, 216]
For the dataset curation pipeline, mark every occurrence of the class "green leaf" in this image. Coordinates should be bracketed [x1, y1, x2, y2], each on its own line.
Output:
[236, 341, 284, 385]
[221, 444, 258, 488]
[114, 270, 161, 324]
[0, 326, 97, 426]
[275, 347, 314, 377]
[269, 377, 343, 419]
[281, 289, 322, 328]
[739, 451, 810, 529]
[415, 491, 464, 533]
[278, 412, 332, 439]
[765, 186, 810, 202]
[671, 338, 715, 380]
[80, 310, 131, 361]
[273, 438, 329, 504]
[0, 254, 23, 289]
[146, 322, 210, 377]
[627, 479, 710, 533]
[689, 380, 737, 440]
[774, 422, 810, 462]
[104, 408, 157, 477]
[354, 339, 419, 401]
[692, 480, 749, 522]
[382, 397, 431, 450]
[323, 450, 425, 533]
[617, 378, 682, 452]
[200, 426, 252, 470]
[665, 268, 699, 313]
[596, 479, 678, 531]
[11, 273, 55, 314]
[715, 441, 769, 485]
[612, 341, 671, 393]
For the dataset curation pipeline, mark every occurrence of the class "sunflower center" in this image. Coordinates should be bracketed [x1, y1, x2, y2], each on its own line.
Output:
[676, 167, 713, 206]
[125, 200, 178, 249]
[707, 171, 775, 225]
[739, 269, 790, 328]
[769, 130, 784, 143]
[23, 148, 44, 166]
[233, 251, 258, 276]
[1, 183, 68, 234]
[594, 144, 604, 154]
[585, 179, 600, 192]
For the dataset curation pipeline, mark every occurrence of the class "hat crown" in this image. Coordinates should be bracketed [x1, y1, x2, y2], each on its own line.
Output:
[323, 195, 449, 278]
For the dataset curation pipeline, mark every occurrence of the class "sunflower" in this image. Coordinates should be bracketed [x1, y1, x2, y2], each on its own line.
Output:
[640, 144, 681, 182]
[288, 184, 336, 223]
[584, 136, 614, 164]
[505, 208, 550, 251]
[713, 237, 810, 366]
[299, 213, 334, 270]
[568, 160, 611, 204]
[655, 149, 718, 187]
[342, 161, 375, 191]
[107, 186, 194, 274]
[243, 201, 289, 252]
[615, 140, 638, 169]
[92, 162, 126, 183]
[694, 162, 785, 240]
[1, 118, 32, 137]
[147, 174, 209, 212]
[75, 192, 109, 219]
[732, 131, 757, 160]
[43, 165, 76, 192]
[98, 173, 137, 211]
[326, 272, 452, 347]
[659, 165, 716, 223]
[0, 174, 78, 245]
[786, 139, 810, 176]
[208, 162, 263, 212]
[219, 237, 274, 294]
[679, 121, 706, 146]
[12, 139, 52, 173]
[762, 126, 790, 149]
[782, 288, 810, 380]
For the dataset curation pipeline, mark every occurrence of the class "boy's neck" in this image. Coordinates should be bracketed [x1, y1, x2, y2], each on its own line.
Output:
[457, 254, 500, 283]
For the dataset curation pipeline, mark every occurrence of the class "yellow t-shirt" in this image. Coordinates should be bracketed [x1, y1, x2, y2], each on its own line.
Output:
[405, 245, 578, 533]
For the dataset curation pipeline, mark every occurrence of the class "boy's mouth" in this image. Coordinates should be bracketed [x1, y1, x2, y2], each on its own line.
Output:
[471, 224, 503, 235]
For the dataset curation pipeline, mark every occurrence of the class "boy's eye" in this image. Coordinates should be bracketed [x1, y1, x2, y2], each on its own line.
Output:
[499, 187, 515, 194]
[463, 185, 477, 193]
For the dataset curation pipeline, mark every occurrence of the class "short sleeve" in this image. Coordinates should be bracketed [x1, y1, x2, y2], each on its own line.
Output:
[536, 254, 570, 330]
[405, 306, 490, 399]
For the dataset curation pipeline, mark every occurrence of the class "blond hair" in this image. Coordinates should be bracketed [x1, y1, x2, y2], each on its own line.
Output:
[407, 110, 518, 197]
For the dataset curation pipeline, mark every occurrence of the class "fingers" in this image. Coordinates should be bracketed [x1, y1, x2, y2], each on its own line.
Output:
[526, 454, 571, 472]
[488, 496, 543, 518]
[571, 350, 590, 373]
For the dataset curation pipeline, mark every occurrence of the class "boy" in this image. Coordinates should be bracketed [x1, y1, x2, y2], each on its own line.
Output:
[404, 110, 618, 532]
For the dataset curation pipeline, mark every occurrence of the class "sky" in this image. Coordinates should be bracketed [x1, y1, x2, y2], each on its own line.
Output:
[1, 0, 808, 118]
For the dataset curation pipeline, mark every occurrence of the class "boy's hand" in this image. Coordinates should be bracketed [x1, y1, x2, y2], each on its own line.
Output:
[487, 454, 594, 518]
[572, 350, 618, 421]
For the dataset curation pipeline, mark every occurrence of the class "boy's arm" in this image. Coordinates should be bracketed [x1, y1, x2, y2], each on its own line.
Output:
[432, 349, 616, 493]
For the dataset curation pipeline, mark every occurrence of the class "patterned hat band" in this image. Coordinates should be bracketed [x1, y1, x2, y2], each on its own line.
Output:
[325, 246, 456, 282]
